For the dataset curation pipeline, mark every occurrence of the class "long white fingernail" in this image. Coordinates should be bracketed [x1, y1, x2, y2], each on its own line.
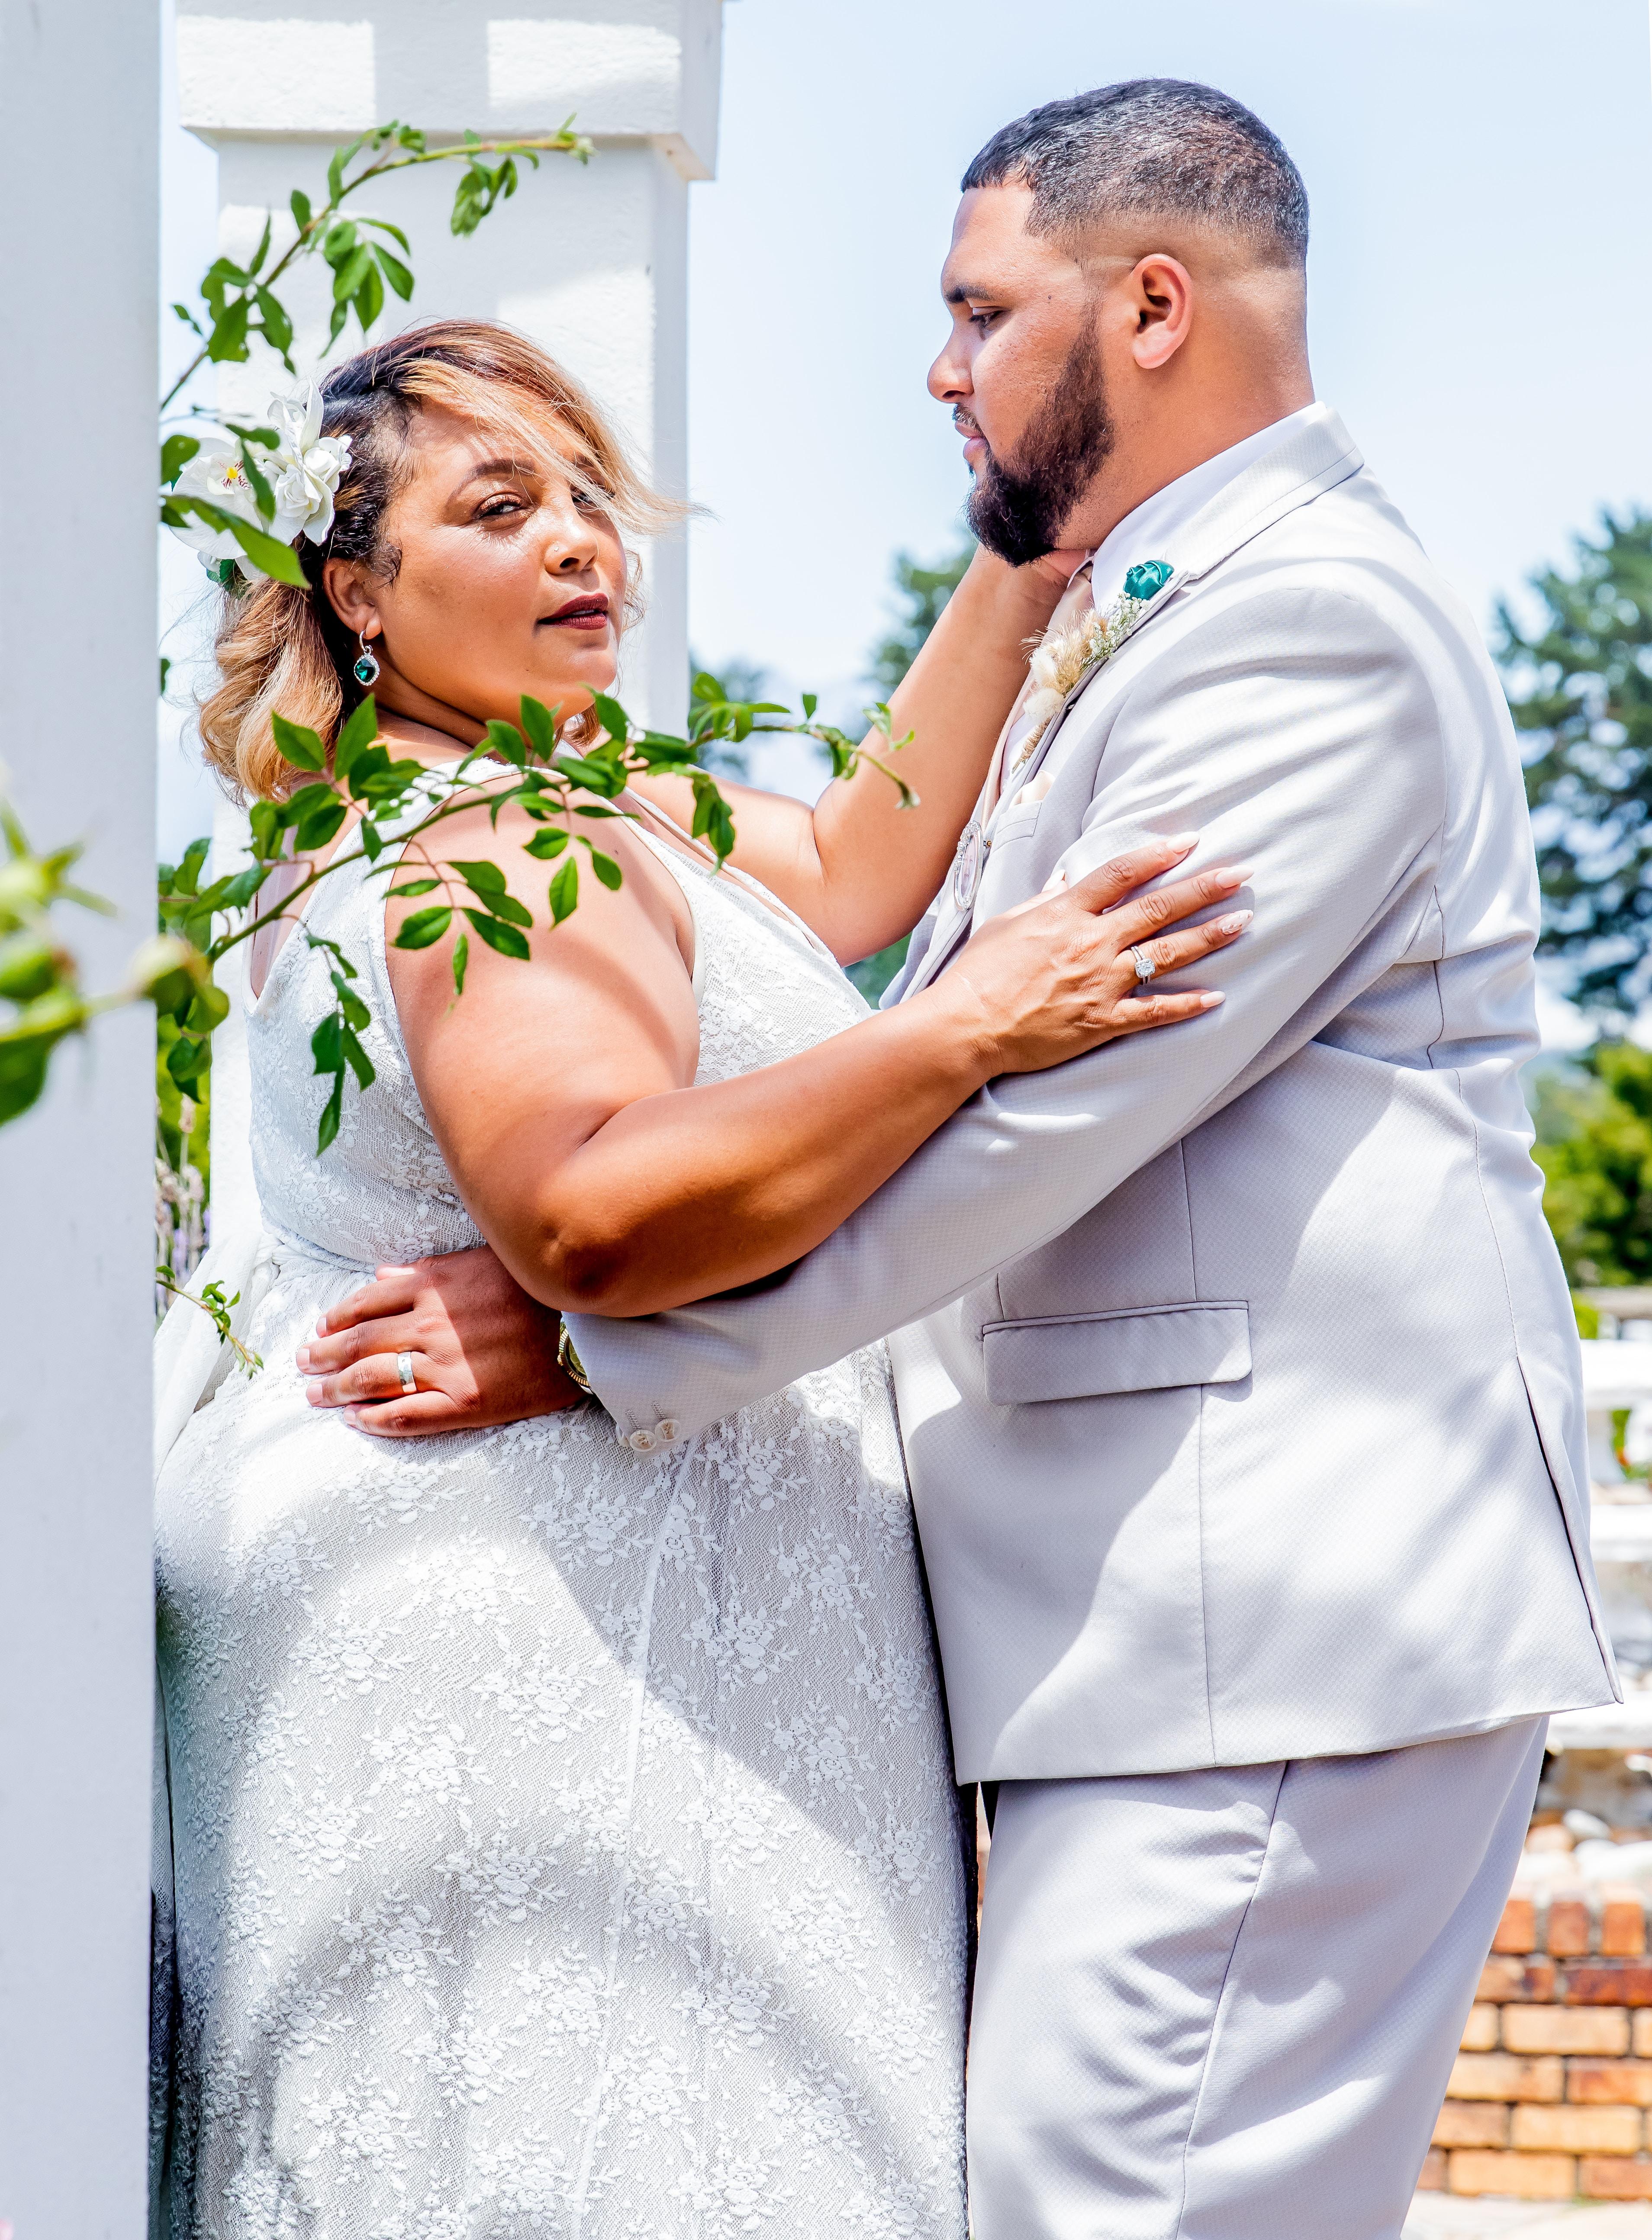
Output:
[1200, 991, 1225, 1007]
[1217, 910, 1253, 933]
[1166, 831, 1200, 850]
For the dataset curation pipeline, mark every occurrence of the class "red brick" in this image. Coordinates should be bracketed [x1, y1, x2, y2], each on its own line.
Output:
[1548, 1894, 1593, 1957]
[1569, 2060, 1652, 2106]
[1565, 1965, 1652, 2007]
[1447, 2149, 1574, 2198]
[1581, 2156, 1652, 2199]
[1603, 1885, 1648, 1958]
[1636, 2012, 1652, 2058]
[1494, 1896, 1538, 1954]
[1449, 2053, 1564, 2102]
[1459, 2005, 1499, 2052]
[1417, 2148, 1447, 2192]
[1435, 2102, 1510, 2148]
[1504, 2006, 1630, 2057]
[1478, 1957, 1557, 2003]
[1512, 2104, 1642, 2153]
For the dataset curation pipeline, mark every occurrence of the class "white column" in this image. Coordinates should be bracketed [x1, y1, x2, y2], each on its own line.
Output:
[0, 1, 159, 2233]
[176, 2, 724, 1244]
[176, 0, 724, 732]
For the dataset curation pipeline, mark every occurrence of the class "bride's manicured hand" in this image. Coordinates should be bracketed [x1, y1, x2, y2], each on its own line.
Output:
[937, 837, 1251, 1077]
[296, 1246, 578, 1436]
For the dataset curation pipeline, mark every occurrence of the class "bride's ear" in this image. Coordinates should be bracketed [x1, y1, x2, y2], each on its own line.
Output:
[322, 556, 377, 636]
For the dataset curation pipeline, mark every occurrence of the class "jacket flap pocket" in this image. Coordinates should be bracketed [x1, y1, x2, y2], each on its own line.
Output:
[982, 1303, 1251, 1406]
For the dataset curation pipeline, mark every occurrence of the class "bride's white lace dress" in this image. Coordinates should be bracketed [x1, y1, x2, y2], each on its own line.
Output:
[151, 809, 969, 2239]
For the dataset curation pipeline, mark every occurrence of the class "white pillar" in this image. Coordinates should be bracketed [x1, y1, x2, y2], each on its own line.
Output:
[175, 0, 725, 733]
[0, 1, 159, 2232]
[176, 2, 724, 1245]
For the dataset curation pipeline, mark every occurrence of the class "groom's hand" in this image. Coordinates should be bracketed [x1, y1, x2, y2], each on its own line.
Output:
[296, 1246, 582, 1437]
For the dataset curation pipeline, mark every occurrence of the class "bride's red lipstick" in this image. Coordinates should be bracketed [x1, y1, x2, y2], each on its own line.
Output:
[542, 593, 610, 633]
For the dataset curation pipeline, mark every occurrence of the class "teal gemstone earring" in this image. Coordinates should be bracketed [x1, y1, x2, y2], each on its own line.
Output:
[353, 629, 381, 688]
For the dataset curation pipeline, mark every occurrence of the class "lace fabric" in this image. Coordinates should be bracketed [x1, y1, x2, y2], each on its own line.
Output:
[152, 823, 969, 2237]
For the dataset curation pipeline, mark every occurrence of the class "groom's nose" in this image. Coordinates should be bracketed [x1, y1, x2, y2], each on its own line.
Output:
[928, 336, 969, 405]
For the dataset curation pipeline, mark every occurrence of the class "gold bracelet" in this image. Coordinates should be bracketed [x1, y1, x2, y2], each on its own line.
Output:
[557, 1320, 595, 1398]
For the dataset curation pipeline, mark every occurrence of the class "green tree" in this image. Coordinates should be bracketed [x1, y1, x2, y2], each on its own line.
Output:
[1503, 510, 1652, 1018]
[1534, 1041, 1652, 1287]
[850, 540, 975, 1003]
[868, 541, 975, 700]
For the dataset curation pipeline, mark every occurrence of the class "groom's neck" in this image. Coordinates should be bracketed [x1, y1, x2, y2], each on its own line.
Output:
[1079, 365, 1316, 552]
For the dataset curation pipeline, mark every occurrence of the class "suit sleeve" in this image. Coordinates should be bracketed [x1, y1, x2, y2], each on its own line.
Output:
[567, 583, 1449, 1441]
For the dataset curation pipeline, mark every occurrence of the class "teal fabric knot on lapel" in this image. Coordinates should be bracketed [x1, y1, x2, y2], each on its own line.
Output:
[1122, 560, 1174, 601]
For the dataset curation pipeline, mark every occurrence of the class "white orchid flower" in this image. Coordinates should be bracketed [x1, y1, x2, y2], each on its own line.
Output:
[168, 440, 266, 570]
[164, 381, 351, 582]
[268, 382, 351, 546]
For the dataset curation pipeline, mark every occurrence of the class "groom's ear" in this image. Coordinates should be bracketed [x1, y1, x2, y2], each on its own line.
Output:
[1124, 255, 1195, 373]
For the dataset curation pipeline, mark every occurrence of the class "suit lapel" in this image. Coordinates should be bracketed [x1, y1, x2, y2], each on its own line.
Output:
[898, 408, 1366, 1006]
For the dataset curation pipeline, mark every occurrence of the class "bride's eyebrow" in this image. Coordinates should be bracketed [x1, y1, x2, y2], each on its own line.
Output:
[455, 456, 541, 487]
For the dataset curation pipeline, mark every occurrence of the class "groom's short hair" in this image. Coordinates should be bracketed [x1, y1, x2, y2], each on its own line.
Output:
[963, 80, 1309, 268]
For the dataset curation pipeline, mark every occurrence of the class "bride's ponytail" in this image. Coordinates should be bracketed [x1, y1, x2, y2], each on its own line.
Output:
[195, 318, 677, 804]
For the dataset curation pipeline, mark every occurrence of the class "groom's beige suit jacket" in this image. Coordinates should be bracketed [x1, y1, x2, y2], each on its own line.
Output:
[569, 402, 1617, 1782]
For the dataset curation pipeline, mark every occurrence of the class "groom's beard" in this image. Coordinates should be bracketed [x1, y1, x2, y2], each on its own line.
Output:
[966, 326, 1114, 566]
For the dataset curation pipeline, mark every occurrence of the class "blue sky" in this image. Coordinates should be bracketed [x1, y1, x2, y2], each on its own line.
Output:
[161, 0, 1652, 1040]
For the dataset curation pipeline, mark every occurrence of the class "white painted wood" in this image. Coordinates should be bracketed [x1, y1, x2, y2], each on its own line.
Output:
[0, 0, 160, 2230]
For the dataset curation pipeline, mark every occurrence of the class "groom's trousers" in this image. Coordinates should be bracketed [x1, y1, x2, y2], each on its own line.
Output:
[966, 1716, 1546, 2240]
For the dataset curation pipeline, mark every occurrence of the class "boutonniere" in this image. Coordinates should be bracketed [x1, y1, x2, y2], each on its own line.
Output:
[1011, 559, 1175, 778]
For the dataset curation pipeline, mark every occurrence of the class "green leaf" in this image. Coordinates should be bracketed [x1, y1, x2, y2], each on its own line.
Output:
[326, 299, 350, 351]
[373, 243, 414, 300]
[294, 801, 348, 853]
[167, 1034, 209, 1085]
[802, 691, 818, 720]
[353, 256, 385, 333]
[551, 752, 622, 797]
[588, 847, 622, 891]
[271, 712, 328, 772]
[245, 214, 273, 279]
[518, 695, 560, 760]
[225, 511, 305, 586]
[589, 692, 631, 746]
[206, 296, 252, 363]
[332, 242, 374, 303]
[310, 1013, 341, 1073]
[388, 877, 441, 899]
[463, 908, 531, 959]
[340, 1023, 376, 1090]
[324, 222, 360, 266]
[254, 287, 294, 361]
[316, 1071, 344, 1154]
[332, 694, 380, 782]
[330, 975, 369, 1031]
[360, 215, 411, 252]
[691, 772, 737, 863]
[219, 863, 272, 909]
[358, 819, 383, 861]
[547, 856, 579, 924]
[446, 857, 506, 895]
[290, 188, 312, 232]
[392, 905, 453, 949]
[233, 435, 276, 523]
[159, 655, 173, 696]
[524, 826, 569, 860]
[160, 433, 200, 484]
[481, 719, 527, 768]
[248, 800, 283, 858]
[451, 931, 469, 995]
[185, 982, 231, 1033]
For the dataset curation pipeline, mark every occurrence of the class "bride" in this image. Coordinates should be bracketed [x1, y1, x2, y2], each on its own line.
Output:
[151, 318, 1247, 2238]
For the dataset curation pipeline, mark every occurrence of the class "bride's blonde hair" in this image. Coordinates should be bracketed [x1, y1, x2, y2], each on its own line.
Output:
[198, 319, 680, 803]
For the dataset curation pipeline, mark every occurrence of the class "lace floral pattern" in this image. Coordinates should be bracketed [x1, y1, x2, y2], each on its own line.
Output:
[153, 825, 969, 2238]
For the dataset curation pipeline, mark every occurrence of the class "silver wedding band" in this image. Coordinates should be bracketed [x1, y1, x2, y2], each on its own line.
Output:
[396, 1350, 417, 1396]
[1129, 945, 1158, 983]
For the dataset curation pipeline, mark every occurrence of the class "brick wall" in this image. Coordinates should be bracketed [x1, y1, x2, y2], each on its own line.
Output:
[1423, 1884, 1652, 2201]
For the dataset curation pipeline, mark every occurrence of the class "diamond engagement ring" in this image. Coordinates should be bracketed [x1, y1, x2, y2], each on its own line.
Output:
[396, 1350, 417, 1396]
[1129, 945, 1157, 983]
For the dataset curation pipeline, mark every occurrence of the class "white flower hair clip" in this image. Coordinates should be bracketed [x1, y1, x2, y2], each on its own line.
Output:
[167, 381, 352, 585]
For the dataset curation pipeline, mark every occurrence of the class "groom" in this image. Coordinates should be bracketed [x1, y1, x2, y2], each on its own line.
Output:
[303, 80, 1614, 2236]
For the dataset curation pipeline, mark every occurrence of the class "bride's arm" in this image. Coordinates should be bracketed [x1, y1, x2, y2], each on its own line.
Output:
[627, 548, 1066, 965]
[379, 803, 1246, 1323]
